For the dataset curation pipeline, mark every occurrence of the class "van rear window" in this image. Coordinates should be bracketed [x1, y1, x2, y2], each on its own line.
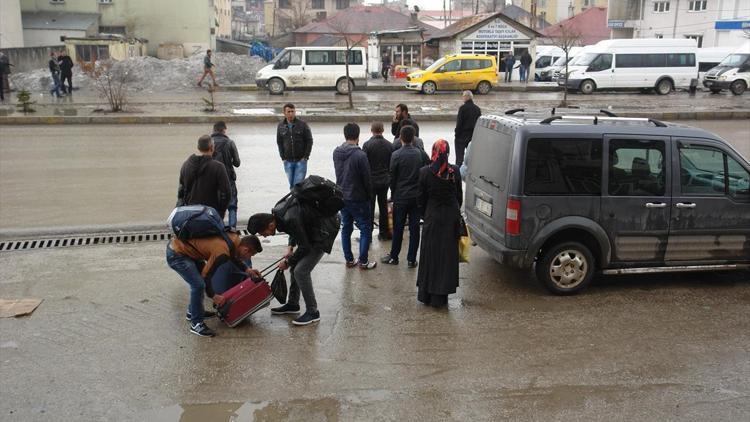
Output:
[525, 139, 602, 195]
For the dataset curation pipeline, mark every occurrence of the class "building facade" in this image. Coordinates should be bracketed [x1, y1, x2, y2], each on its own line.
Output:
[512, 0, 607, 25]
[0, 0, 25, 48]
[20, 0, 223, 55]
[263, 0, 364, 38]
[607, 0, 749, 47]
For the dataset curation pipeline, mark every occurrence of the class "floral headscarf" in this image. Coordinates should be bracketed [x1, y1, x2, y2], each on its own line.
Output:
[430, 139, 453, 179]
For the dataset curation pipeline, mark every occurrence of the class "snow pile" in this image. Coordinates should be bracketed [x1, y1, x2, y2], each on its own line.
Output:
[9, 52, 267, 93]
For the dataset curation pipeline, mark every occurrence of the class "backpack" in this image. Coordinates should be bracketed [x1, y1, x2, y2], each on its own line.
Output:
[167, 205, 234, 254]
[291, 175, 344, 217]
[272, 196, 340, 254]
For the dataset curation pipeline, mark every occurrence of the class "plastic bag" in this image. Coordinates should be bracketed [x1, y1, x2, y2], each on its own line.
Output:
[459, 219, 471, 263]
[271, 269, 287, 304]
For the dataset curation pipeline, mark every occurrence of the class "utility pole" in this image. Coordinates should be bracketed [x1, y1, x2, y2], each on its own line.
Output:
[531, 0, 537, 31]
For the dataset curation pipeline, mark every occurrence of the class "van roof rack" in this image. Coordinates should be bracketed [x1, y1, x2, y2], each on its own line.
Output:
[539, 115, 667, 127]
[503, 108, 618, 117]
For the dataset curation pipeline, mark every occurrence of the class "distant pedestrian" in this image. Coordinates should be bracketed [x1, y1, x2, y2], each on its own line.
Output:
[391, 103, 420, 139]
[381, 125, 430, 267]
[277, 103, 313, 188]
[176, 135, 232, 220]
[362, 122, 393, 240]
[520, 50, 533, 83]
[416, 139, 462, 308]
[58, 50, 74, 94]
[454, 90, 481, 167]
[48, 52, 63, 98]
[381, 54, 391, 82]
[0, 52, 12, 102]
[333, 123, 377, 270]
[197, 49, 217, 87]
[503, 54, 516, 83]
[211, 121, 241, 230]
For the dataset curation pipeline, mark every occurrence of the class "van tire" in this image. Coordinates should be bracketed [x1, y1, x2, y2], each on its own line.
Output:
[267, 78, 285, 95]
[655, 78, 673, 95]
[536, 242, 595, 295]
[422, 81, 437, 95]
[336, 77, 354, 95]
[476, 81, 492, 95]
[730, 80, 747, 95]
[579, 79, 596, 95]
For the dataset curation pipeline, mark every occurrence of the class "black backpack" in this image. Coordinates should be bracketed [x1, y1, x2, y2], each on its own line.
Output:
[290, 175, 344, 217]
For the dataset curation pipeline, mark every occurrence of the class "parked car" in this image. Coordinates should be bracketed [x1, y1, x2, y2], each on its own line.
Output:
[405, 54, 498, 95]
[464, 109, 750, 294]
[255, 46, 367, 95]
[703, 41, 750, 95]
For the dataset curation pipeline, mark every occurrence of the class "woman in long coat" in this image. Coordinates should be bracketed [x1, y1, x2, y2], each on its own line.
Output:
[416, 139, 463, 308]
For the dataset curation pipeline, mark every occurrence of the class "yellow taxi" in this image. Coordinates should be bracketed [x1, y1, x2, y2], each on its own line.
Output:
[405, 54, 498, 95]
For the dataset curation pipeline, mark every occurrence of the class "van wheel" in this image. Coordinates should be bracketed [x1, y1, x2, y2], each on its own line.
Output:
[656, 79, 673, 95]
[336, 77, 354, 95]
[730, 80, 747, 95]
[476, 81, 492, 95]
[579, 79, 596, 95]
[422, 81, 437, 95]
[536, 242, 595, 295]
[268, 78, 285, 95]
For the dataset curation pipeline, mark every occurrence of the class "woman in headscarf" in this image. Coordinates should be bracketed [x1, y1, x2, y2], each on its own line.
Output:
[416, 139, 463, 308]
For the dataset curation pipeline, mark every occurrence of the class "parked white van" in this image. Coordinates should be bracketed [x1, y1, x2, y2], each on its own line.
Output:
[697, 47, 735, 80]
[703, 42, 750, 95]
[534, 46, 565, 81]
[255, 46, 368, 95]
[561, 38, 698, 95]
[547, 46, 585, 82]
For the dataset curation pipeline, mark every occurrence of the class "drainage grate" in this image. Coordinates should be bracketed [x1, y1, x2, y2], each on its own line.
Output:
[0, 229, 252, 252]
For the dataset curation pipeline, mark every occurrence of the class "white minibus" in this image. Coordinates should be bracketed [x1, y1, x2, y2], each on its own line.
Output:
[255, 46, 368, 95]
[534, 46, 565, 81]
[547, 46, 584, 82]
[562, 38, 698, 95]
[703, 41, 750, 95]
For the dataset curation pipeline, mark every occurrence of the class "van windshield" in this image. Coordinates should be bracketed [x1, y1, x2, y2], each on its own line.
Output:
[553, 55, 573, 66]
[575, 53, 599, 66]
[425, 57, 447, 72]
[719, 53, 750, 67]
[269, 49, 288, 64]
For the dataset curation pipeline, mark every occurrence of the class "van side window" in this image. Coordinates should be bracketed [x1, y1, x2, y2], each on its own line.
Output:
[679, 147, 750, 198]
[289, 50, 302, 66]
[462, 59, 482, 70]
[306, 50, 333, 65]
[439, 60, 462, 73]
[667, 53, 695, 67]
[334, 50, 363, 65]
[588, 54, 612, 72]
[608, 140, 666, 196]
[524, 139, 602, 195]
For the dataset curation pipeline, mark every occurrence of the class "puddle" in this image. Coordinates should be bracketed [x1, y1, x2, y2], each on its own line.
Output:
[53, 108, 79, 116]
[141, 398, 340, 421]
[232, 108, 275, 116]
[0, 108, 14, 116]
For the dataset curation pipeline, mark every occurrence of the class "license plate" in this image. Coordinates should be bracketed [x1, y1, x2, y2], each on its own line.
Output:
[475, 197, 493, 217]
[704, 81, 713, 86]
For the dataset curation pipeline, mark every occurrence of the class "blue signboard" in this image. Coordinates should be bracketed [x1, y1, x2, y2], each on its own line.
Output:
[608, 20, 626, 28]
[714, 20, 750, 30]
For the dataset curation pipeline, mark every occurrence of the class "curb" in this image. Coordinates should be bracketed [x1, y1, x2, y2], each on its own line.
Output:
[217, 84, 560, 93]
[1, 110, 748, 125]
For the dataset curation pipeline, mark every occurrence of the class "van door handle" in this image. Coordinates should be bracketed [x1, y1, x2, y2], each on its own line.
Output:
[675, 202, 696, 209]
[645, 202, 667, 208]
[479, 175, 500, 189]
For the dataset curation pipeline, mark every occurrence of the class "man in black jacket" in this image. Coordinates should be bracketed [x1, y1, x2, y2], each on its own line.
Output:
[177, 135, 231, 218]
[391, 103, 419, 138]
[277, 103, 313, 188]
[211, 121, 241, 229]
[58, 51, 74, 94]
[48, 52, 63, 98]
[454, 90, 482, 167]
[382, 126, 430, 267]
[247, 200, 339, 326]
[519, 50, 533, 83]
[362, 122, 393, 240]
[333, 123, 376, 270]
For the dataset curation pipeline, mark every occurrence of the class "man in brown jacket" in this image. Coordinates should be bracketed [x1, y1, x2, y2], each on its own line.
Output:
[177, 135, 231, 219]
[167, 232, 262, 337]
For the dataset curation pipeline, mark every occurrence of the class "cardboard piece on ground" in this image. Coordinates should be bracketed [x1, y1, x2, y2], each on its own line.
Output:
[0, 299, 43, 318]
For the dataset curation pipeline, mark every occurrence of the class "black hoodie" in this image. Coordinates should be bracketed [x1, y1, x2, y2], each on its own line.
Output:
[333, 142, 372, 202]
[177, 154, 231, 217]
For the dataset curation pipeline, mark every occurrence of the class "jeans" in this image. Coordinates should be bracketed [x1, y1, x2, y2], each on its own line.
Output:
[340, 200, 373, 264]
[504, 68, 513, 83]
[287, 249, 325, 312]
[455, 139, 469, 167]
[50, 72, 62, 97]
[519, 65, 528, 82]
[166, 244, 205, 325]
[283, 159, 308, 189]
[389, 199, 421, 262]
[227, 184, 238, 229]
[371, 185, 389, 237]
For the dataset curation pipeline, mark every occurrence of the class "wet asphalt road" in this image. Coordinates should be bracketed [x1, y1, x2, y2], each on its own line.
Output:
[0, 120, 748, 232]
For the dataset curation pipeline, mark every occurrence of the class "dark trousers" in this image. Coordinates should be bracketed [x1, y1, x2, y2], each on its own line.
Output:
[61, 72, 73, 93]
[371, 185, 389, 237]
[389, 199, 421, 263]
[0, 74, 4, 100]
[455, 139, 470, 167]
[382, 66, 389, 81]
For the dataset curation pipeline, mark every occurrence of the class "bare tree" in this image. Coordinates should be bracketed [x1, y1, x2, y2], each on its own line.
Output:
[549, 25, 582, 107]
[275, 0, 312, 35]
[86, 60, 133, 112]
[327, 19, 357, 109]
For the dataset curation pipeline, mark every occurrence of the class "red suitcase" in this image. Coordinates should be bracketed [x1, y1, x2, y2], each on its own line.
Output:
[218, 278, 273, 327]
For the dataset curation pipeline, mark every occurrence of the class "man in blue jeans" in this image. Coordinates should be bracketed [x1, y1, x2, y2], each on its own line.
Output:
[333, 122, 377, 270]
[277, 103, 313, 188]
[382, 125, 430, 268]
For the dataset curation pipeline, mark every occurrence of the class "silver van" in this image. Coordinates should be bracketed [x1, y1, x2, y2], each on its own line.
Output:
[464, 110, 750, 294]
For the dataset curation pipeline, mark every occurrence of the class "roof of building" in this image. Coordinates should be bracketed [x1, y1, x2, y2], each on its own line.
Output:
[22, 12, 100, 31]
[307, 34, 343, 46]
[428, 11, 542, 41]
[294, 5, 438, 37]
[499, 4, 551, 30]
[541, 7, 610, 45]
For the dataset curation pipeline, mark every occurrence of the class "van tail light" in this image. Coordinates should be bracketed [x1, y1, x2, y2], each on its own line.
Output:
[505, 199, 521, 236]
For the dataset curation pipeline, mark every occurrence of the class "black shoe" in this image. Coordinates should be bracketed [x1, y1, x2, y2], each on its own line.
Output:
[359, 261, 377, 270]
[408, 261, 418, 268]
[381, 255, 398, 265]
[292, 310, 320, 326]
[378, 233, 392, 241]
[185, 310, 217, 321]
[190, 322, 215, 337]
[271, 303, 301, 315]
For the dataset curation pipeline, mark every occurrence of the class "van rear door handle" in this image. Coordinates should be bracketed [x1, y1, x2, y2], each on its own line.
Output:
[675, 202, 696, 209]
[645, 202, 667, 208]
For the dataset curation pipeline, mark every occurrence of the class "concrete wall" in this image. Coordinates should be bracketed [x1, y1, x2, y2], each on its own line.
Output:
[0, 45, 64, 72]
[0, 0, 25, 48]
[24, 29, 87, 48]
